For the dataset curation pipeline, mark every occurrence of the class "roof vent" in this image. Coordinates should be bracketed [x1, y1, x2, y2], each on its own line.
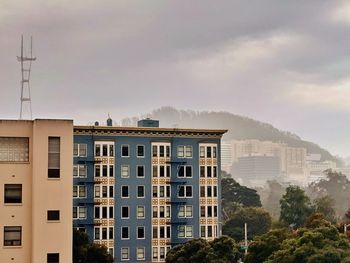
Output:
[107, 114, 113, 127]
[94, 121, 99, 126]
[137, 118, 159, 128]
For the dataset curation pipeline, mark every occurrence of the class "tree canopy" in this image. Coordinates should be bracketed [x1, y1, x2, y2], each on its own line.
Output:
[223, 207, 272, 241]
[247, 214, 350, 263]
[280, 186, 313, 228]
[166, 236, 240, 263]
[73, 229, 114, 263]
[307, 170, 350, 218]
[222, 177, 262, 220]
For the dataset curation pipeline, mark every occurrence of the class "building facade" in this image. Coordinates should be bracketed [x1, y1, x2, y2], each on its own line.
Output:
[73, 122, 226, 263]
[0, 119, 73, 263]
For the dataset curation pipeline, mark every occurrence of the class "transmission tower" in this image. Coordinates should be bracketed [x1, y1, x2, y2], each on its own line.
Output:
[17, 35, 36, 119]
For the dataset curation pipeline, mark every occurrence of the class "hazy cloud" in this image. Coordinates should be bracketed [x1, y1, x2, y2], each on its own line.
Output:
[1, 0, 350, 156]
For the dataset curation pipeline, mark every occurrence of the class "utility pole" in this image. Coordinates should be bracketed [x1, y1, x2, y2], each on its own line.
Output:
[244, 223, 248, 255]
[17, 35, 36, 119]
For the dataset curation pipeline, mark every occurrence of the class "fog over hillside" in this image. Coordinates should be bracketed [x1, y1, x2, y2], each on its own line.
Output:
[119, 106, 338, 164]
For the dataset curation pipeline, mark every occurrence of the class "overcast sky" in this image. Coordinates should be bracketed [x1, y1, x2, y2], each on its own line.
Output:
[1, 0, 350, 157]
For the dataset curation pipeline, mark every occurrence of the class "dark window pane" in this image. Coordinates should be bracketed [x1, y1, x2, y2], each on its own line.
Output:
[47, 210, 60, 221]
[4, 184, 22, 203]
[137, 145, 144, 157]
[47, 253, 59, 263]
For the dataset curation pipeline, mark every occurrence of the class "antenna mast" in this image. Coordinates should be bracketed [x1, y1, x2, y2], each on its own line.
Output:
[17, 35, 36, 119]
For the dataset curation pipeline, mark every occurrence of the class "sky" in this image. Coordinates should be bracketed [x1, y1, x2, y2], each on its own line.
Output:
[1, 0, 350, 157]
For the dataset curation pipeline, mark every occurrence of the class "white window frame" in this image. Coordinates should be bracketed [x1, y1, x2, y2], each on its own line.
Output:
[74, 143, 87, 157]
[73, 206, 86, 219]
[137, 185, 145, 198]
[73, 165, 87, 178]
[121, 145, 130, 157]
[121, 165, 130, 178]
[137, 206, 145, 219]
[136, 165, 145, 178]
[121, 226, 129, 240]
[178, 185, 193, 198]
[73, 185, 87, 198]
[137, 226, 145, 239]
[137, 247, 145, 260]
[121, 247, 129, 261]
[121, 206, 129, 219]
[121, 185, 129, 198]
[136, 145, 145, 158]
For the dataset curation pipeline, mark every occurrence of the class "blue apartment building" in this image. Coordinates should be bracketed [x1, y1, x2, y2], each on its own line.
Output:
[72, 119, 226, 263]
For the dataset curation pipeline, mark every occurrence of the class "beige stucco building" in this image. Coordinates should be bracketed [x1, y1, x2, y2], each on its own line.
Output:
[0, 119, 73, 263]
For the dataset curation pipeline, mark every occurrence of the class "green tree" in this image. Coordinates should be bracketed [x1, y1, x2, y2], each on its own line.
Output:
[313, 195, 337, 223]
[166, 237, 240, 263]
[265, 225, 350, 263]
[73, 229, 113, 263]
[245, 228, 291, 263]
[222, 178, 262, 221]
[307, 170, 350, 217]
[222, 178, 262, 208]
[280, 186, 313, 228]
[223, 207, 272, 241]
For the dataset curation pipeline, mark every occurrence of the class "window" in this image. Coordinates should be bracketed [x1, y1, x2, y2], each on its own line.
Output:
[137, 166, 144, 177]
[94, 186, 101, 198]
[73, 165, 87, 177]
[121, 247, 129, 261]
[48, 137, 60, 178]
[137, 226, 145, 239]
[177, 146, 193, 158]
[4, 226, 21, 246]
[152, 145, 157, 157]
[152, 206, 158, 218]
[178, 165, 192, 177]
[137, 247, 145, 260]
[94, 207, 100, 219]
[214, 206, 218, 217]
[178, 186, 192, 198]
[4, 184, 22, 204]
[73, 185, 86, 198]
[207, 206, 212, 217]
[207, 166, 212, 178]
[200, 186, 205, 197]
[208, 225, 213, 237]
[109, 227, 114, 239]
[121, 227, 129, 239]
[94, 142, 114, 157]
[200, 206, 205, 217]
[160, 247, 165, 259]
[137, 145, 144, 157]
[177, 146, 184, 157]
[0, 137, 29, 162]
[213, 146, 217, 158]
[102, 227, 107, 239]
[201, 226, 206, 238]
[207, 186, 212, 197]
[109, 186, 114, 198]
[213, 186, 217, 197]
[121, 145, 129, 157]
[109, 206, 114, 218]
[200, 146, 205, 158]
[95, 165, 101, 177]
[137, 206, 145, 219]
[47, 253, 59, 263]
[121, 165, 129, 178]
[102, 165, 108, 177]
[207, 147, 212, 158]
[200, 166, 205, 177]
[178, 205, 193, 218]
[178, 225, 193, 238]
[47, 210, 60, 221]
[213, 166, 217, 177]
[73, 206, 86, 219]
[153, 247, 158, 260]
[121, 206, 129, 218]
[152, 165, 158, 177]
[94, 227, 100, 240]
[137, 186, 145, 198]
[121, 186, 129, 198]
[73, 143, 87, 157]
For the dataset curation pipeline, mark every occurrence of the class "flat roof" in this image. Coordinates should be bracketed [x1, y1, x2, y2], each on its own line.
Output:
[74, 125, 227, 138]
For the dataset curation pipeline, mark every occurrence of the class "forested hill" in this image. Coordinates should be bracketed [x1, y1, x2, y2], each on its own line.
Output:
[120, 106, 336, 162]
